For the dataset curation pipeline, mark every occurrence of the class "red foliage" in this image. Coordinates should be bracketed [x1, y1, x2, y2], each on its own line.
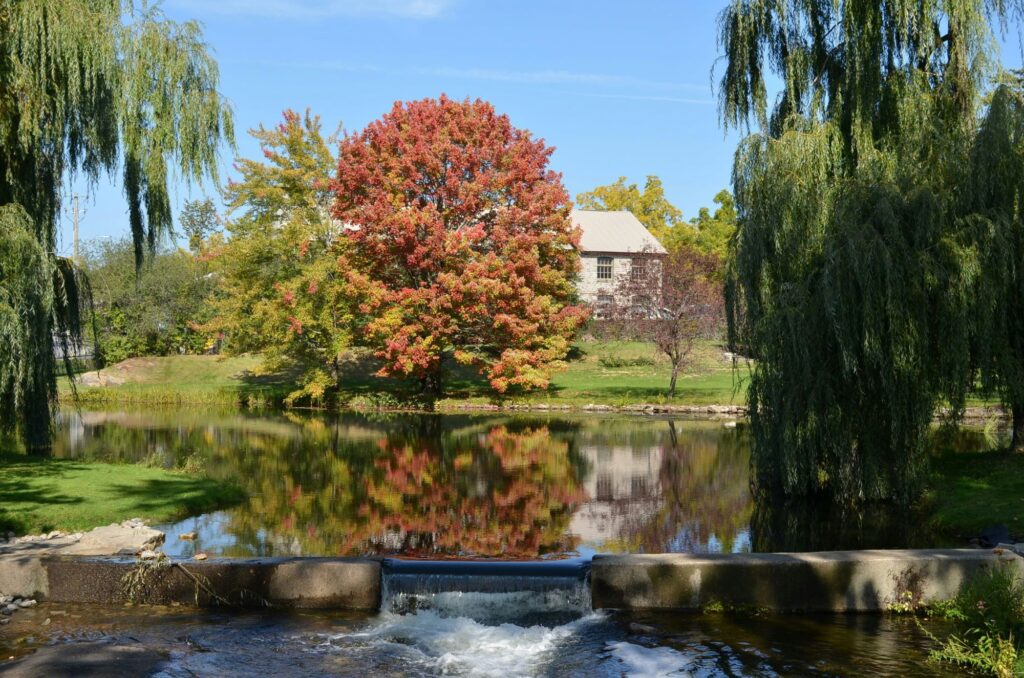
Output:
[332, 95, 588, 393]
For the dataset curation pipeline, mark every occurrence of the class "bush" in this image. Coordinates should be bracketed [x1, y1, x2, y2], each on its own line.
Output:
[598, 355, 656, 368]
[929, 565, 1024, 677]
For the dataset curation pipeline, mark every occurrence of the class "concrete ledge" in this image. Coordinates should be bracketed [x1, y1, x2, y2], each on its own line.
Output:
[591, 549, 1024, 611]
[34, 557, 380, 610]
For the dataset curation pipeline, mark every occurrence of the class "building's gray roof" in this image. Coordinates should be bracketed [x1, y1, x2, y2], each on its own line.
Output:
[571, 209, 667, 255]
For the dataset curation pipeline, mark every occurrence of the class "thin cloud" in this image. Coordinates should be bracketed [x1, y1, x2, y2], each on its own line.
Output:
[253, 58, 708, 93]
[419, 66, 707, 93]
[578, 92, 715, 105]
[168, 0, 455, 19]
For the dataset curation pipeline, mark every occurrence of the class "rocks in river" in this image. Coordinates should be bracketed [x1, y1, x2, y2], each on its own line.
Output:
[180, 532, 197, 541]
[0, 594, 37, 619]
[138, 549, 161, 560]
[193, 553, 208, 561]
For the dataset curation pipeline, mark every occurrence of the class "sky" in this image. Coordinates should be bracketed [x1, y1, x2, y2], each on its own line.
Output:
[57, 0, 1024, 254]
[60, 0, 739, 253]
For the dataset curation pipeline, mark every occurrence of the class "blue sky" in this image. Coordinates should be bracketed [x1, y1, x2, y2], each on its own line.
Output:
[59, 0, 1023, 253]
[62, 0, 738, 252]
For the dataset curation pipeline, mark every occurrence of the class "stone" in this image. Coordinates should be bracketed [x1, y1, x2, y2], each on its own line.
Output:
[76, 370, 126, 387]
[193, 553, 208, 561]
[0, 617, 8, 625]
[47, 531, 61, 540]
[180, 532, 197, 541]
[57, 523, 165, 556]
[17, 599, 35, 608]
[138, 549, 160, 560]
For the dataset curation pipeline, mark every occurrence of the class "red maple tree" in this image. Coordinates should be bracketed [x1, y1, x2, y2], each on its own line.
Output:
[332, 95, 588, 395]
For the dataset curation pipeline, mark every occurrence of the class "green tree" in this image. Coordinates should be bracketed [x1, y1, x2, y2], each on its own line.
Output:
[179, 199, 221, 254]
[576, 175, 684, 244]
[661, 189, 737, 268]
[963, 81, 1024, 453]
[83, 238, 217, 364]
[0, 1, 232, 450]
[720, 0, 1012, 502]
[208, 110, 362, 405]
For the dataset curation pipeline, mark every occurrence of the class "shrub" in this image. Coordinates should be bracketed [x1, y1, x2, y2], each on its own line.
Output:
[929, 565, 1024, 677]
[598, 355, 656, 368]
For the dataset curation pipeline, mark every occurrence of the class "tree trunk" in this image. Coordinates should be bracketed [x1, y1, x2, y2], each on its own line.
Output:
[421, 370, 443, 399]
[668, 361, 681, 397]
[1012, 403, 1024, 454]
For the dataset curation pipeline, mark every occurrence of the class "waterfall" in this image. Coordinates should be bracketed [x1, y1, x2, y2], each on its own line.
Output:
[379, 558, 592, 620]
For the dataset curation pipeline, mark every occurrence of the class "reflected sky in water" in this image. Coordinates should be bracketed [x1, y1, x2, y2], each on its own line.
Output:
[52, 409, 993, 558]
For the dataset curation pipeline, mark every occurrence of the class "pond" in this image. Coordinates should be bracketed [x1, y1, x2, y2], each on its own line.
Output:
[51, 408, 993, 558]
[3, 408, 989, 676]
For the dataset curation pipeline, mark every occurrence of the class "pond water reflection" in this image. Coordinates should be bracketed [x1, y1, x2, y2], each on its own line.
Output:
[52, 409, 984, 558]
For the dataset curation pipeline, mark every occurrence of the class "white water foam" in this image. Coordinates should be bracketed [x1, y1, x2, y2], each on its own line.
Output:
[322, 608, 606, 677]
[607, 641, 694, 677]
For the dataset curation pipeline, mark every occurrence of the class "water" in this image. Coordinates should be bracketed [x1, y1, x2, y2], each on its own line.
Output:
[0, 594, 955, 676]
[4, 408, 990, 674]
[50, 408, 1001, 558]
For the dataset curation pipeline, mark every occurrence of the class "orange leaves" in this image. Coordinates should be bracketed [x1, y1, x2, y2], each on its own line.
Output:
[332, 96, 587, 393]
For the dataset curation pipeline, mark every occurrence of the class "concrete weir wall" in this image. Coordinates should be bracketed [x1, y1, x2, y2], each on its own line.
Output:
[3, 547, 1023, 612]
[4, 557, 381, 611]
[591, 549, 1024, 612]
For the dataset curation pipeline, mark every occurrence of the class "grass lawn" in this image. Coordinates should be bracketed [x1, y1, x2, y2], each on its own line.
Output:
[0, 452, 243, 535]
[61, 340, 749, 408]
[928, 449, 1024, 540]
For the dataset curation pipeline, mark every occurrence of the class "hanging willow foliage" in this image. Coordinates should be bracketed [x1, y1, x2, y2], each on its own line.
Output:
[962, 81, 1024, 452]
[0, 0, 233, 451]
[720, 0, 1019, 502]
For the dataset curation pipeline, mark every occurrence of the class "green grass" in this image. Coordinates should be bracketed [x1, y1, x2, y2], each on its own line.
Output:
[61, 340, 748, 408]
[0, 452, 243, 535]
[927, 449, 1024, 539]
[61, 354, 291, 406]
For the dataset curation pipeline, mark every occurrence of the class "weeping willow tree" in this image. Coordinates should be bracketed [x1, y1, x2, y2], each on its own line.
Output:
[963, 79, 1024, 452]
[0, 1, 233, 451]
[720, 0, 1019, 502]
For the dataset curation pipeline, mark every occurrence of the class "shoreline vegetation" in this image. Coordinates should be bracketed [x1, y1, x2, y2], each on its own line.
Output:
[59, 341, 750, 410]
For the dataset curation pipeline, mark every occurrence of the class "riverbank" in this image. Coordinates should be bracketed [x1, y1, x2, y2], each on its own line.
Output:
[0, 452, 242, 536]
[59, 342, 748, 409]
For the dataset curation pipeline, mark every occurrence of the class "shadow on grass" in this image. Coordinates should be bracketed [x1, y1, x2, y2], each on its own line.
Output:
[106, 477, 246, 518]
[0, 452, 246, 534]
[0, 454, 90, 533]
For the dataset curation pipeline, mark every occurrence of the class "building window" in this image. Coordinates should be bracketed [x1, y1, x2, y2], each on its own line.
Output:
[596, 256, 613, 280]
[595, 294, 615, 319]
[630, 257, 647, 282]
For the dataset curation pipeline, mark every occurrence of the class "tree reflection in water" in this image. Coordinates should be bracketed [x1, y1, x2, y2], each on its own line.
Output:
[53, 411, 767, 557]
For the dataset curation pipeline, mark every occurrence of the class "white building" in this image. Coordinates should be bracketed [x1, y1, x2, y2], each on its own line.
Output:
[571, 209, 667, 315]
